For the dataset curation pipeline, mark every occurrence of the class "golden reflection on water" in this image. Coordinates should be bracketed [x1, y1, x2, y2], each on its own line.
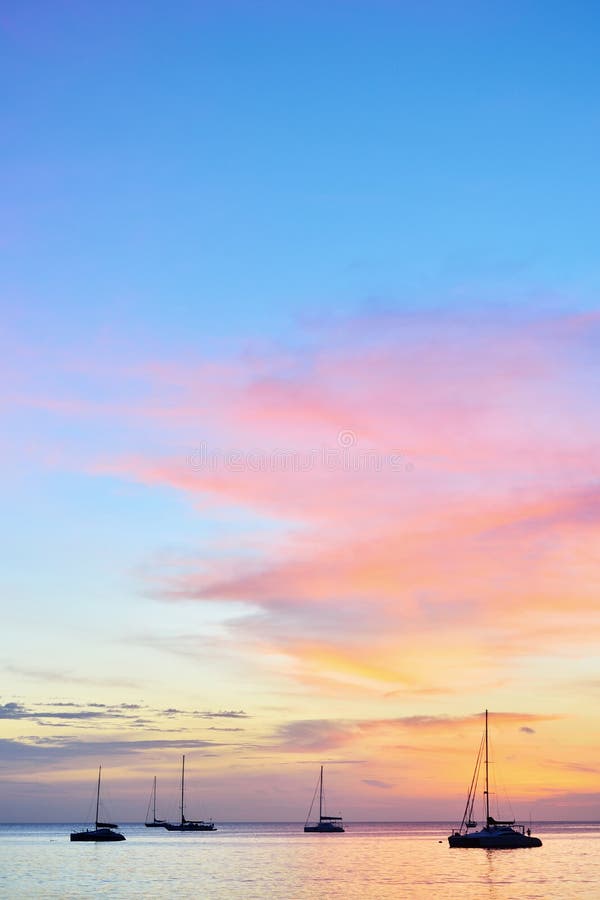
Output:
[0, 822, 598, 899]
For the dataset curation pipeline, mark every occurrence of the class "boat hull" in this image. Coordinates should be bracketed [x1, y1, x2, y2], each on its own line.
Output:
[70, 828, 126, 842]
[304, 824, 345, 833]
[449, 828, 542, 849]
[164, 822, 216, 831]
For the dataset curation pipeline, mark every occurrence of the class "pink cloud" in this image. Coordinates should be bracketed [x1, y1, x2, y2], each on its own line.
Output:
[7, 306, 600, 691]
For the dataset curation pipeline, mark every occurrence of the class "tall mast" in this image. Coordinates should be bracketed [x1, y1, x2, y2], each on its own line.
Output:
[319, 766, 323, 821]
[153, 776, 157, 821]
[181, 755, 185, 824]
[95, 766, 101, 828]
[484, 710, 490, 824]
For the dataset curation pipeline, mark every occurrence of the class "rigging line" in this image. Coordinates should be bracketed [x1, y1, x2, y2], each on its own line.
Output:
[490, 720, 516, 823]
[145, 783, 153, 824]
[498, 757, 516, 823]
[305, 773, 321, 826]
[488, 728, 503, 821]
[99, 774, 117, 822]
[459, 730, 484, 830]
[469, 736, 483, 824]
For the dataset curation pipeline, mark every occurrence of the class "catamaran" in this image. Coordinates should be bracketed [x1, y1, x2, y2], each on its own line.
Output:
[144, 776, 167, 828]
[304, 765, 345, 833]
[163, 755, 216, 832]
[448, 710, 542, 849]
[70, 766, 126, 842]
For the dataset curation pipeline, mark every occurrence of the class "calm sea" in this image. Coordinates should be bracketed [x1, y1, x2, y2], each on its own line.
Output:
[0, 821, 598, 899]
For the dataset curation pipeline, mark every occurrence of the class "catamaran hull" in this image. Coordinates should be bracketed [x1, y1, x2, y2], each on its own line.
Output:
[304, 767, 345, 833]
[164, 822, 216, 831]
[449, 829, 542, 849]
[448, 712, 543, 851]
[70, 828, 126, 842]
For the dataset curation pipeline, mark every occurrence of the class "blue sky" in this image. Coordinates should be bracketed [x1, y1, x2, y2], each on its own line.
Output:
[4, 0, 600, 347]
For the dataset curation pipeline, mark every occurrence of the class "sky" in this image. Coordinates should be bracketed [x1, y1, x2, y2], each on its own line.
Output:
[1, 0, 600, 823]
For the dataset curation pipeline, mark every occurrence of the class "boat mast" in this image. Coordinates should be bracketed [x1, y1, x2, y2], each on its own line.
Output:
[181, 755, 185, 824]
[484, 710, 490, 824]
[153, 776, 157, 821]
[95, 766, 101, 828]
[319, 765, 323, 821]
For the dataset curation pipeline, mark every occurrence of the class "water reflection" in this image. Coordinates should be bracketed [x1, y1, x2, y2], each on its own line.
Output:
[0, 822, 597, 899]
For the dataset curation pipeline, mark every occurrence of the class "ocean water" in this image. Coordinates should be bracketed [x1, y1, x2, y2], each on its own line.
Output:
[0, 821, 598, 899]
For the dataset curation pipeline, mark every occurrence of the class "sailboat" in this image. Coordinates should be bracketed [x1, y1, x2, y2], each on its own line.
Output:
[448, 710, 542, 849]
[70, 766, 126, 842]
[163, 755, 216, 832]
[144, 776, 167, 828]
[304, 765, 345, 833]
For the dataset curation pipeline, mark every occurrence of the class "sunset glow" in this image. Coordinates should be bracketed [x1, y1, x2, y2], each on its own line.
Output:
[2, 1, 599, 824]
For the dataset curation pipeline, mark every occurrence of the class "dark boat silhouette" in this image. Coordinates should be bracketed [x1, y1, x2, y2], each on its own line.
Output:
[144, 776, 168, 828]
[70, 766, 126, 842]
[304, 765, 345, 833]
[448, 710, 542, 849]
[163, 755, 216, 832]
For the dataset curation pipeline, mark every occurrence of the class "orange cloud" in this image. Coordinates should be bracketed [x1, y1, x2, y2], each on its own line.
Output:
[7, 307, 600, 700]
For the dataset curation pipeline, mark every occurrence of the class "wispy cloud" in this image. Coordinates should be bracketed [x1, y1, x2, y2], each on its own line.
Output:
[161, 708, 249, 719]
[363, 779, 394, 789]
[0, 700, 249, 733]
[0, 702, 128, 721]
[545, 760, 600, 775]
[0, 736, 226, 768]
[2, 664, 142, 690]
[270, 711, 556, 753]
[3, 305, 600, 816]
